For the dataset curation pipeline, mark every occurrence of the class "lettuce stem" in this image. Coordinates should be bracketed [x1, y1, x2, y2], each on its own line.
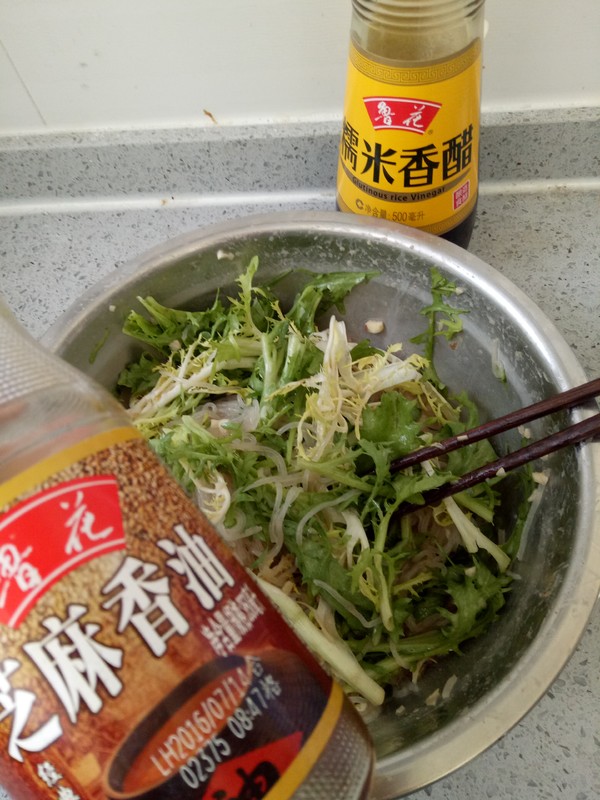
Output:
[257, 578, 385, 706]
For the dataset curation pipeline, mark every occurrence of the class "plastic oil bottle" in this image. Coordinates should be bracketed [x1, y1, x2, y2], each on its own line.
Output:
[0, 297, 374, 800]
[336, 0, 486, 248]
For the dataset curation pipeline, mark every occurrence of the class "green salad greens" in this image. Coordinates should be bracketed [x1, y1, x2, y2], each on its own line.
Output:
[117, 258, 528, 707]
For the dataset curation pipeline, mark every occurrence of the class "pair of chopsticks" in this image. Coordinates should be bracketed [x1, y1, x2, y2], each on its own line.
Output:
[391, 377, 600, 515]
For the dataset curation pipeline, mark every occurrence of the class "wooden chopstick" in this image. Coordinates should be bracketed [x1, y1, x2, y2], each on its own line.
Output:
[390, 377, 600, 474]
[396, 412, 600, 516]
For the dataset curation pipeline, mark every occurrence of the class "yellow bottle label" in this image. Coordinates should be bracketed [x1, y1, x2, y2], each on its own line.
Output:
[336, 39, 482, 235]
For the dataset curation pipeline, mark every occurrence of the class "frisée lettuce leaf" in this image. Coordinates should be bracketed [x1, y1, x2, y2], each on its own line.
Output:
[117, 258, 525, 706]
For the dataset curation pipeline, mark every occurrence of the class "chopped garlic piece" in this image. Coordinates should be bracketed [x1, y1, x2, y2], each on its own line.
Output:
[442, 674, 458, 699]
[425, 688, 440, 707]
[365, 319, 385, 334]
[532, 471, 549, 485]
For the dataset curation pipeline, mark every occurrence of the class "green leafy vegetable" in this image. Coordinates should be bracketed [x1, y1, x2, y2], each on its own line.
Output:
[411, 267, 467, 387]
[118, 259, 523, 705]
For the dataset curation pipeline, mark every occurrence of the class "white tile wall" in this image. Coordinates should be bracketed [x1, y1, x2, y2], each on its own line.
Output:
[0, 0, 598, 135]
[0, 41, 44, 129]
[482, 0, 600, 112]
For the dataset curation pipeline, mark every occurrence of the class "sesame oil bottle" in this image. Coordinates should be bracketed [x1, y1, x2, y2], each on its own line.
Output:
[0, 298, 374, 800]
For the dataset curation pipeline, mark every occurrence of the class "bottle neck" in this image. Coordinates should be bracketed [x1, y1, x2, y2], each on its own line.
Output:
[352, 0, 485, 29]
[350, 0, 485, 64]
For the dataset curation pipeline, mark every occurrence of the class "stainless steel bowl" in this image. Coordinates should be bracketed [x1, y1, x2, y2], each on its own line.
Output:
[47, 211, 600, 799]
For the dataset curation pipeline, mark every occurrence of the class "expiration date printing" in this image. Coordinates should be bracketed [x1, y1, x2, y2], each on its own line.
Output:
[179, 671, 283, 789]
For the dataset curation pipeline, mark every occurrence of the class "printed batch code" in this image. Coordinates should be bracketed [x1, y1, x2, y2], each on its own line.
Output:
[146, 658, 283, 788]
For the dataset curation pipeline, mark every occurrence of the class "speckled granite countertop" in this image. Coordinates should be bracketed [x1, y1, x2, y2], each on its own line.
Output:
[1, 107, 599, 799]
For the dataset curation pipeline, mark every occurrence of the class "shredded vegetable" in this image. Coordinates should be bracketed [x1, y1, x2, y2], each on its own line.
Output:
[117, 258, 530, 707]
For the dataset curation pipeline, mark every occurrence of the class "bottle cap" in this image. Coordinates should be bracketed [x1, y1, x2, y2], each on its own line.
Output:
[353, 0, 485, 31]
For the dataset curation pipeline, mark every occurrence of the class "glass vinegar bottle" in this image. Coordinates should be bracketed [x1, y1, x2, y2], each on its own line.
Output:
[336, 0, 486, 248]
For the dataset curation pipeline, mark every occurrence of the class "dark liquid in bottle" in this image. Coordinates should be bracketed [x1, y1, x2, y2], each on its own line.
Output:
[335, 198, 478, 250]
[441, 201, 477, 249]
